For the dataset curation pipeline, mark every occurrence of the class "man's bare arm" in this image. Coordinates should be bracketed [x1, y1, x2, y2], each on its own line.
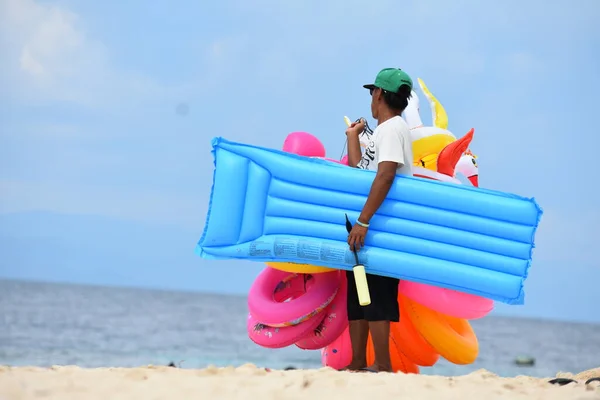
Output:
[347, 134, 362, 167]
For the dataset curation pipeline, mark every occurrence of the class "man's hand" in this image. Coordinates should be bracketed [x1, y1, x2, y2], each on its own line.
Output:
[348, 223, 368, 252]
[346, 118, 365, 138]
[346, 118, 365, 167]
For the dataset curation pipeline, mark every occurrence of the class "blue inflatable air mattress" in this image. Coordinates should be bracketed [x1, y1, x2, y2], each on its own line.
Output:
[196, 137, 543, 305]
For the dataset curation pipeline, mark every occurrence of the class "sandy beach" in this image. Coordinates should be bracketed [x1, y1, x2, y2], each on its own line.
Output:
[1, 365, 598, 400]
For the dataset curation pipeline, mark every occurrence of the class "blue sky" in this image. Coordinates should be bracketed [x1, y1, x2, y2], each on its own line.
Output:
[1, 0, 599, 322]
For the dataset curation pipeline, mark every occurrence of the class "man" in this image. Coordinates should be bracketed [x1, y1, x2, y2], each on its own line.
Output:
[344, 68, 414, 373]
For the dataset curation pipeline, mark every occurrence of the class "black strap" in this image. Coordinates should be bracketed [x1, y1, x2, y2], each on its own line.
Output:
[339, 118, 374, 161]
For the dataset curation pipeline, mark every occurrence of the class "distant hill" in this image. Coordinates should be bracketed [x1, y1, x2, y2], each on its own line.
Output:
[0, 211, 263, 294]
[0, 211, 598, 323]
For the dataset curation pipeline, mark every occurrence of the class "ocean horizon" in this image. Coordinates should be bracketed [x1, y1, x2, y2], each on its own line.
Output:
[1, 279, 598, 378]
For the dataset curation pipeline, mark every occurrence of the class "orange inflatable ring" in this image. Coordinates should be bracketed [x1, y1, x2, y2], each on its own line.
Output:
[266, 262, 335, 274]
[393, 296, 440, 367]
[401, 295, 479, 365]
[366, 332, 419, 374]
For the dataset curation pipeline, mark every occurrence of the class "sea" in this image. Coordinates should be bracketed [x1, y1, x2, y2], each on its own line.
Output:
[1, 279, 598, 378]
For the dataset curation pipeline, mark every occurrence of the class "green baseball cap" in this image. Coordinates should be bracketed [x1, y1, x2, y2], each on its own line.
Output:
[363, 68, 413, 93]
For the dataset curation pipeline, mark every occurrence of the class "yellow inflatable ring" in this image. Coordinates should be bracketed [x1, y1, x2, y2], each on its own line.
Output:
[266, 262, 335, 274]
[401, 295, 479, 365]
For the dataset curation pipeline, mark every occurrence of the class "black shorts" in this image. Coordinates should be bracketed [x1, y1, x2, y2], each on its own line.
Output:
[346, 270, 400, 322]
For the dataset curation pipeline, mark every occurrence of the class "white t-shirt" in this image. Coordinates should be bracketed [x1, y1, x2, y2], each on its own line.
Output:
[356, 116, 413, 176]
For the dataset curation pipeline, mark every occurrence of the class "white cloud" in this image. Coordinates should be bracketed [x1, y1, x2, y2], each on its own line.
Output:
[3, 0, 596, 110]
[16, 3, 88, 79]
[1, 0, 105, 102]
[0, 0, 186, 110]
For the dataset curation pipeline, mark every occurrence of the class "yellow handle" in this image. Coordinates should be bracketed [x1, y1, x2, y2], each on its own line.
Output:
[352, 264, 371, 306]
[344, 116, 352, 127]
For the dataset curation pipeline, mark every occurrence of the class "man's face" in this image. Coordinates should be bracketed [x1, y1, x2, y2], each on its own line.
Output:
[370, 87, 381, 119]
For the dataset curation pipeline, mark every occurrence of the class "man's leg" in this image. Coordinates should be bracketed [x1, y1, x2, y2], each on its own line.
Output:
[364, 275, 400, 372]
[348, 320, 369, 369]
[345, 270, 368, 370]
[368, 320, 392, 371]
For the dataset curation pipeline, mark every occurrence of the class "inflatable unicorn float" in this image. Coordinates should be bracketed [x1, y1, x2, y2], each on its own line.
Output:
[241, 79, 494, 373]
[403, 78, 479, 187]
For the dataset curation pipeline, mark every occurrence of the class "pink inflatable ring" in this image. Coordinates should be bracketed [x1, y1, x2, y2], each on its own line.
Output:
[295, 273, 348, 350]
[246, 312, 322, 349]
[248, 268, 340, 327]
[398, 281, 494, 320]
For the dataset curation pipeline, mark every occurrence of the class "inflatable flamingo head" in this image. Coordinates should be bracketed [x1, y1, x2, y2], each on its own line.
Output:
[283, 132, 326, 158]
[456, 149, 479, 187]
